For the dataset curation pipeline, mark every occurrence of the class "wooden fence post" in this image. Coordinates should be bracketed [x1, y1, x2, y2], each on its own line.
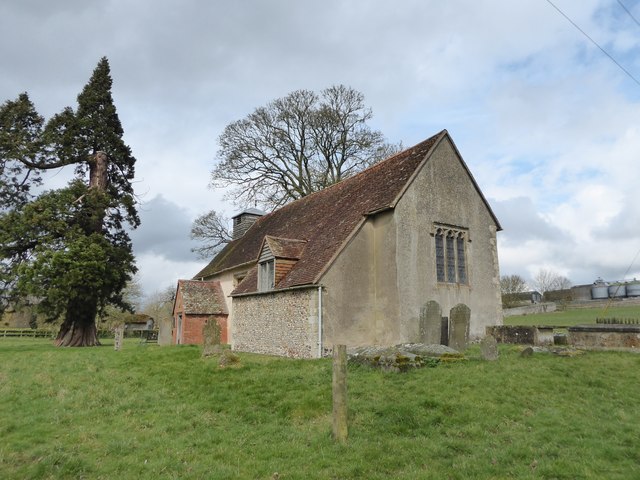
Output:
[332, 344, 348, 443]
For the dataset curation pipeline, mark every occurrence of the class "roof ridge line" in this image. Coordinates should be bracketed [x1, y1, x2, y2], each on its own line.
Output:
[257, 130, 446, 219]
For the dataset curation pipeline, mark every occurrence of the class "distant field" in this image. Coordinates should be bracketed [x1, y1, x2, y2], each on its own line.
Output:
[1, 337, 639, 479]
[503, 304, 640, 327]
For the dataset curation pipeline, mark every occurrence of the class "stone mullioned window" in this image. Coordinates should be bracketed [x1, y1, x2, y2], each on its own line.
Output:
[434, 225, 468, 285]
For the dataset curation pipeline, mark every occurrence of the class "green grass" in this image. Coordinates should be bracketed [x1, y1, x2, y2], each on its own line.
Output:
[1, 338, 640, 479]
[504, 304, 640, 327]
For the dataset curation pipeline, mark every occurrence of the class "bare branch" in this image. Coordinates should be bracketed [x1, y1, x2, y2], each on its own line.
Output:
[210, 85, 399, 211]
[190, 210, 232, 259]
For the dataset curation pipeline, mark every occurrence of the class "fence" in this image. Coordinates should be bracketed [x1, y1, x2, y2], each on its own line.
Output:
[0, 328, 115, 339]
[0, 328, 57, 338]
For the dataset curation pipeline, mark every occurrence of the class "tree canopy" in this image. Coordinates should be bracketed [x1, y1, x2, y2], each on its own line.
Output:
[0, 57, 139, 346]
[195, 85, 399, 258]
[211, 85, 400, 211]
[500, 274, 529, 308]
[533, 269, 572, 295]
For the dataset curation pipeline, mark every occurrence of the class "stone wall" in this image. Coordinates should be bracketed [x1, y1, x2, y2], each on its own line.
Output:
[232, 287, 319, 358]
[487, 325, 537, 344]
[487, 325, 556, 346]
[568, 324, 640, 350]
[503, 302, 556, 317]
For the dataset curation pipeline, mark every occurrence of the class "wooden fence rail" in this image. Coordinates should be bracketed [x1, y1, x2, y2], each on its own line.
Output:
[1, 329, 157, 340]
[0, 329, 57, 338]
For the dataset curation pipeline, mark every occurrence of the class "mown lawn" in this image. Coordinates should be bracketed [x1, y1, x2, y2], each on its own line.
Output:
[1, 338, 639, 479]
[503, 304, 640, 327]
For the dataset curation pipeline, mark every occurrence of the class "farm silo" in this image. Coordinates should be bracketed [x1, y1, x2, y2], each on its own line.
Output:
[591, 278, 609, 300]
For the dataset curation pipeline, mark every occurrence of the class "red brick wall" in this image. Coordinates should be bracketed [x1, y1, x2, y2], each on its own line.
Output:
[173, 314, 228, 345]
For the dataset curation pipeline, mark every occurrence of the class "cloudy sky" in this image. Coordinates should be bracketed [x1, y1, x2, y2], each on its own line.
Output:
[2, 0, 639, 298]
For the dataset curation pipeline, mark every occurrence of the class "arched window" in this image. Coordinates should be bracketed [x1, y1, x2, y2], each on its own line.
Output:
[435, 228, 445, 282]
[434, 225, 468, 285]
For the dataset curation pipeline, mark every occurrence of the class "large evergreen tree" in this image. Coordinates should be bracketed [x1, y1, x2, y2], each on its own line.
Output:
[0, 57, 139, 346]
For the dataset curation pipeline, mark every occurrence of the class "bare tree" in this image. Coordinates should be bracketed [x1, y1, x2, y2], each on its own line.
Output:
[190, 210, 232, 259]
[533, 269, 572, 294]
[99, 277, 143, 330]
[211, 85, 400, 211]
[500, 274, 529, 308]
[140, 285, 175, 328]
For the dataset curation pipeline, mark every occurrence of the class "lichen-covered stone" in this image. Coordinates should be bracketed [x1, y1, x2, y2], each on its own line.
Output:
[348, 343, 463, 371]
[480, 335, 499, 361]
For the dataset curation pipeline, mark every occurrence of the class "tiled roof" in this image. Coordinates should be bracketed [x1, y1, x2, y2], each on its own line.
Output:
[177, 280, 227, 315]
[194, 129, 499, 295]
[195, 131, 445, 292]
[263, 236, 307, 259]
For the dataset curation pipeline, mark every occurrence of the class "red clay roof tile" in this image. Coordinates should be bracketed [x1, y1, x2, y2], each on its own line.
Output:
[195, 130, 449, 294]
[177, 280, 227, 315]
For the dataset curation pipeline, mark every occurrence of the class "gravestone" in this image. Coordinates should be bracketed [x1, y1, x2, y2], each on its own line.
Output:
[520, 346, 534, 357]
[114, 325, 124, 351]
[480, 335, 499, 361]
[218, 349, 240, 367]
[156, 316, 173, 346]
[419, 301, 442, 344]
[202, 319, 222, 357]
[449, 303, 470, 351]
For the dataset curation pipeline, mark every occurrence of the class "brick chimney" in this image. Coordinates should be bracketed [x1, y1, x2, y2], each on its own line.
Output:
[231, 208, 265, 240]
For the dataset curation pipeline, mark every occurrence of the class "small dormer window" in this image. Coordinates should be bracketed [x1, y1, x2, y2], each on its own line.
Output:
[258, 259, 275, 292]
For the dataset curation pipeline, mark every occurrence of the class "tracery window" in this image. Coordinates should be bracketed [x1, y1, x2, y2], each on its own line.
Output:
[434, 226, 468, 285]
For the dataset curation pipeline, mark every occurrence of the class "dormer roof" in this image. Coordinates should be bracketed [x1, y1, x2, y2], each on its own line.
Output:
[259, 236, 307, 261]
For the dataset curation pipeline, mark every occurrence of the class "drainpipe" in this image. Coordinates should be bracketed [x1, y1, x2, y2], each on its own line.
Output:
[317, 285, 323, 358]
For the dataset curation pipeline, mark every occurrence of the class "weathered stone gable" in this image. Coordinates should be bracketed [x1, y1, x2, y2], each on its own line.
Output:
[319, 136, 502, 349]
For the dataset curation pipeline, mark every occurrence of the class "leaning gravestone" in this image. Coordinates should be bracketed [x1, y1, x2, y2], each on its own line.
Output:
[480, 335, 499, 361]
[419, 301, 442, 344]
[449, 304, 470, 351]
[202, 319, 223, 357]
[114, 325, 124, 351]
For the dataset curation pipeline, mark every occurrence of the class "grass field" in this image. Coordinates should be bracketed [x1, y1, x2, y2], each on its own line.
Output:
[503, 304, 640, 327]
[1, 338, 639, 479]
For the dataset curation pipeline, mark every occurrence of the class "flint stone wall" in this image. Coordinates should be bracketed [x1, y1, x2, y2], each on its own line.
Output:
[232, 287, 318, 358]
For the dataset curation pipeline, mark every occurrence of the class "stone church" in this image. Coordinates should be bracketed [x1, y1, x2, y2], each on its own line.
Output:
[180, 129, 503, 357]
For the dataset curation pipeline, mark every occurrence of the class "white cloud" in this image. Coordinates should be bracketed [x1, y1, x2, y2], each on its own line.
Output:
[2, 0, 640, 298]
[135, 252, 204, 298]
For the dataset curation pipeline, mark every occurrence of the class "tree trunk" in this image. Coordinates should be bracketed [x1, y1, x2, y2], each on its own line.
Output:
[55, 321, 100, 347]
[54, 151, 109, 347]
[89, 151, 109, 192]
[55, 298, 101, 347]
[88, 151, 108, 233]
